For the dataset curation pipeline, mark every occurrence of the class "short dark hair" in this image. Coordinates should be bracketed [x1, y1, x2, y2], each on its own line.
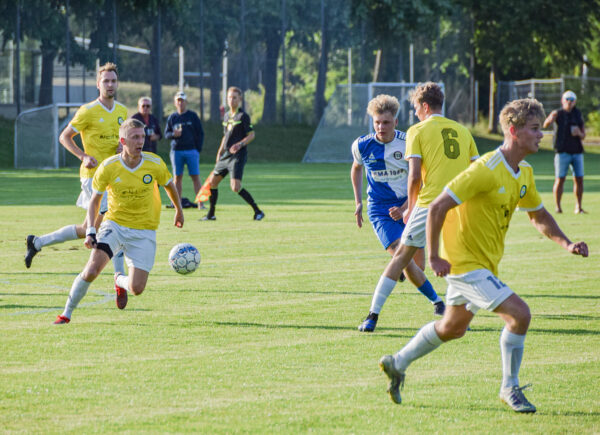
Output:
[410, 82, 444, 109]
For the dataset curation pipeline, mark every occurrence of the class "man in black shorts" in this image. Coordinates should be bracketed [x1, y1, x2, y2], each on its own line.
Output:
[201, 86, 264, 221]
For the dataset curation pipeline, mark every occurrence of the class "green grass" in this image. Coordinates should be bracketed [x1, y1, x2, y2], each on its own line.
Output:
[1, 154, 599, 433]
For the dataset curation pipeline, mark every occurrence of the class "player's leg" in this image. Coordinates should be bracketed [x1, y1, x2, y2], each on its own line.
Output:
[572, 153, 585, 213]
[114, 228, 155, 306]
[169, 150, 185, 207]
[54, 248, 111, 324]
[115, 267, 150, 296]
[553, 153, 568, 213]
[403, 258, 445, 314]
[231, 156, 264, 220]
[202, 171, 225, 220]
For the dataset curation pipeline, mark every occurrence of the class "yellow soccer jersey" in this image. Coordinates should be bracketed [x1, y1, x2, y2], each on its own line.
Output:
[92, 152, 173, 230]
[441, 149, 543, 276]
[70, 100, 127, 178]
[405, 115, 479, 207]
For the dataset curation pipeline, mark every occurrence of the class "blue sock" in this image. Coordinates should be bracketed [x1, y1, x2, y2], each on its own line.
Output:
[417, 280, 441, 303]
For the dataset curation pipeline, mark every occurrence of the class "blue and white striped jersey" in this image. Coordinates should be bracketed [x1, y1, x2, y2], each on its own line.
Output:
[351, 130, 409, 204]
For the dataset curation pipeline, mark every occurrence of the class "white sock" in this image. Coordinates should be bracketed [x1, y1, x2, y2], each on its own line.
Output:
[112, 251, 126, 275]
[394, 321, 443, 372]
[61, 274, 91, 319]
[35, 225, 78, 250]
[500, 327, 526, 391]
[115, 273, 131, 293]
[369, 276, 397, 314]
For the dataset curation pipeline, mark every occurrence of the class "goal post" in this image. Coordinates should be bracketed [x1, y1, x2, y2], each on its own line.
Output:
[14, 103, 82, 169]
[302, 82, 445, 163]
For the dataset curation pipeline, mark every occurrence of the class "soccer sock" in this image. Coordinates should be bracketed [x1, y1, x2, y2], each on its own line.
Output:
[417, 279, 442, 304]
[112, 251, 125, 275]
[35, 225, 78, 250]
[369, 276, 397, 314]
[115, 273, 131, 293]
[394, 321, 443, 372]
[500, 327, 526, 390]
[238, 188, 260, 213]
[208, 189, 219, 216]
[61, 274, 91, 319]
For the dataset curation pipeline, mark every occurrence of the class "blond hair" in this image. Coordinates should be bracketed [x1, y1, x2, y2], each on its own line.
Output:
[227, 86, 243, 98]
[119, 118, 145, 139]
[97, 62, 118, 82]
[367, 94, 399, 117]
[499, 98, 545, 132]
[409, 82, 444, 109]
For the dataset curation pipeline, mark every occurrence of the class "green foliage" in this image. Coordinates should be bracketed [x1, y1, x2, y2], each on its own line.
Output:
[586, 111, 600, 136]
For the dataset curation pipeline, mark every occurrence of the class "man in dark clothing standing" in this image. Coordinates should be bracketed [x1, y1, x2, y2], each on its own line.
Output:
[164, 91, 205, 208]
[200, 86, 264, 221]
[132, 96, 162, 154]
[543, 90, 587, 214]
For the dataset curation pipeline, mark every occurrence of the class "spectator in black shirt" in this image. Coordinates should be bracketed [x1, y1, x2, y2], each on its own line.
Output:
[132, 97, 162, 154]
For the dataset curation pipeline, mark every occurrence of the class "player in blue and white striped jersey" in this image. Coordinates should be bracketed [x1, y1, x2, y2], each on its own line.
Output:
[351, 94, 444, 332]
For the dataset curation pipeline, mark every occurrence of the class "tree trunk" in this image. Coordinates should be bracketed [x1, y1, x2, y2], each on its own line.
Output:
[313, 0, 329, 123]
[151, 8, 163, 121]
[262, 28, 280, 124]
[488, 63, 496, 134]
[38, 42, 56, 106]
[210, 39, 225, 122]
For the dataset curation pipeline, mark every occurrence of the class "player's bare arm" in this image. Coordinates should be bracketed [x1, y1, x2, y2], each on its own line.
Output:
[403, 157, 422, 223]
[542, 110, 558, 129]
[230, 131, 255, 154]
[59, 125, 97, 169]
[164, 181, 184, 228]
[350, 162, 364, 228]
[216, 136, 227, 162]
[426, 192, 459, 276]
[83, 193, 102, 249]
[527, 207, 588, 257]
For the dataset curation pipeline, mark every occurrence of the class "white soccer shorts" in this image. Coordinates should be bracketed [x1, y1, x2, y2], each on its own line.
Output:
[97, 219, 156, 272]
[77, 177, 109, 214]
[445, 269, 514, 314]
[400, 205, 428, 248]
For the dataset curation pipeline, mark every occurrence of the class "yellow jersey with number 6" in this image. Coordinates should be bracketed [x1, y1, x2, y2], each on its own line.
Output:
[92, 153, 173, 230]
[69, 100, 127, 179]
[442, 149, 543, 275]
[405, 115, 479, 207]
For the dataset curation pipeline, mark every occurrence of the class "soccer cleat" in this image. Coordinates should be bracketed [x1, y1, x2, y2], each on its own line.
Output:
[201, 214, 216, 221]
[24, 235, 40, 268]
[358, 312, 378, 332]
[114, 274, 128, 310]
[254, 211, 265, 221]
[379, 355, 405, 404]
[499, 384, 536, 413]
[434, 301, 446, 316]
[53, 315, 70, 324]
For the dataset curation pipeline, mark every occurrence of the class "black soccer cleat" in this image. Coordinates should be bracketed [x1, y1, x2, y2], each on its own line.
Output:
[201, 214, 216, 221]
[254, 210, 265, 221]
[25, 235, 40, 268]
[434, 301, 446, 316]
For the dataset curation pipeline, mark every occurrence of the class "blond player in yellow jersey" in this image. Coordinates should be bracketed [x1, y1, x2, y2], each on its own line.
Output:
[54, 119, 184, 324]
[25, 63, 128, 273]
[379, 98, 588, 413]
[365, 82, 479, 323]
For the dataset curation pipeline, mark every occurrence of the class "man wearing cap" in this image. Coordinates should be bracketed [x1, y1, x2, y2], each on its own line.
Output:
[132, 96, 162, 154]
[164, 91, 205, 208]
[543, 90, 587, 214]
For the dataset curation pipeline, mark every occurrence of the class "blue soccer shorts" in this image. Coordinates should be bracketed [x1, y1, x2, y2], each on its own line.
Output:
[368, 201, 407, 250]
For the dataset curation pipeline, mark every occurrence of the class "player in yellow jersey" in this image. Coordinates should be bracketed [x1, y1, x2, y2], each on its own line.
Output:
[54, 119, 184, 324]
[365, 82, 479, 322]
[379, 98, 588, 413]
[25, 63, 128, 273]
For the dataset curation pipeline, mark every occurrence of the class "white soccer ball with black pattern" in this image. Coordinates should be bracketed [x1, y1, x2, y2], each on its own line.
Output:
[169, 243, 201, 274]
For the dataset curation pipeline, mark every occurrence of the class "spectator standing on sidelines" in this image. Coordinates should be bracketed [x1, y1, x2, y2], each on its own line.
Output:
[24, 62, 127, 276]
[164, 91, 204, 208]
[543, 90, 587, 214]
[132, 96, 162, 154]
[54, 119, 184, 324]
[351, 94, 444, 333]
[379, 98, 588, 413]
[199, 86, 264, 221]
[363, 82, 479, 323]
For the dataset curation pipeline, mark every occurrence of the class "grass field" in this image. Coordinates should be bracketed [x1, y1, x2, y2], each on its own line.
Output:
[1, 148, 599, 433]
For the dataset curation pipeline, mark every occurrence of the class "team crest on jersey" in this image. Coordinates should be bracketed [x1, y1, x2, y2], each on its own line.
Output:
[520, 185, 527, 198]
[393, 151, 403, 160]
[118, 117, 124, 125]
[143, 174, 153, 184]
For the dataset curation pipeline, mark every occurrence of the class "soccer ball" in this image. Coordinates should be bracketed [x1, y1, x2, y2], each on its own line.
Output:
[169, 243, 201, 274]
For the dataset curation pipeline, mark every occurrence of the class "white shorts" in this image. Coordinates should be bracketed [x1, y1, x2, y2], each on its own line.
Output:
[445, 269, 514, 314]
[77, 177, 108, 214]
[97, 219, 156, 272]
[400, 206, 428, 248]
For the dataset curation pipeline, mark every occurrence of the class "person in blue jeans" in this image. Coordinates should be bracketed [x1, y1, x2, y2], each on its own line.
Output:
[543, 90, 587, 214]
[164, 91, 204, 208]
